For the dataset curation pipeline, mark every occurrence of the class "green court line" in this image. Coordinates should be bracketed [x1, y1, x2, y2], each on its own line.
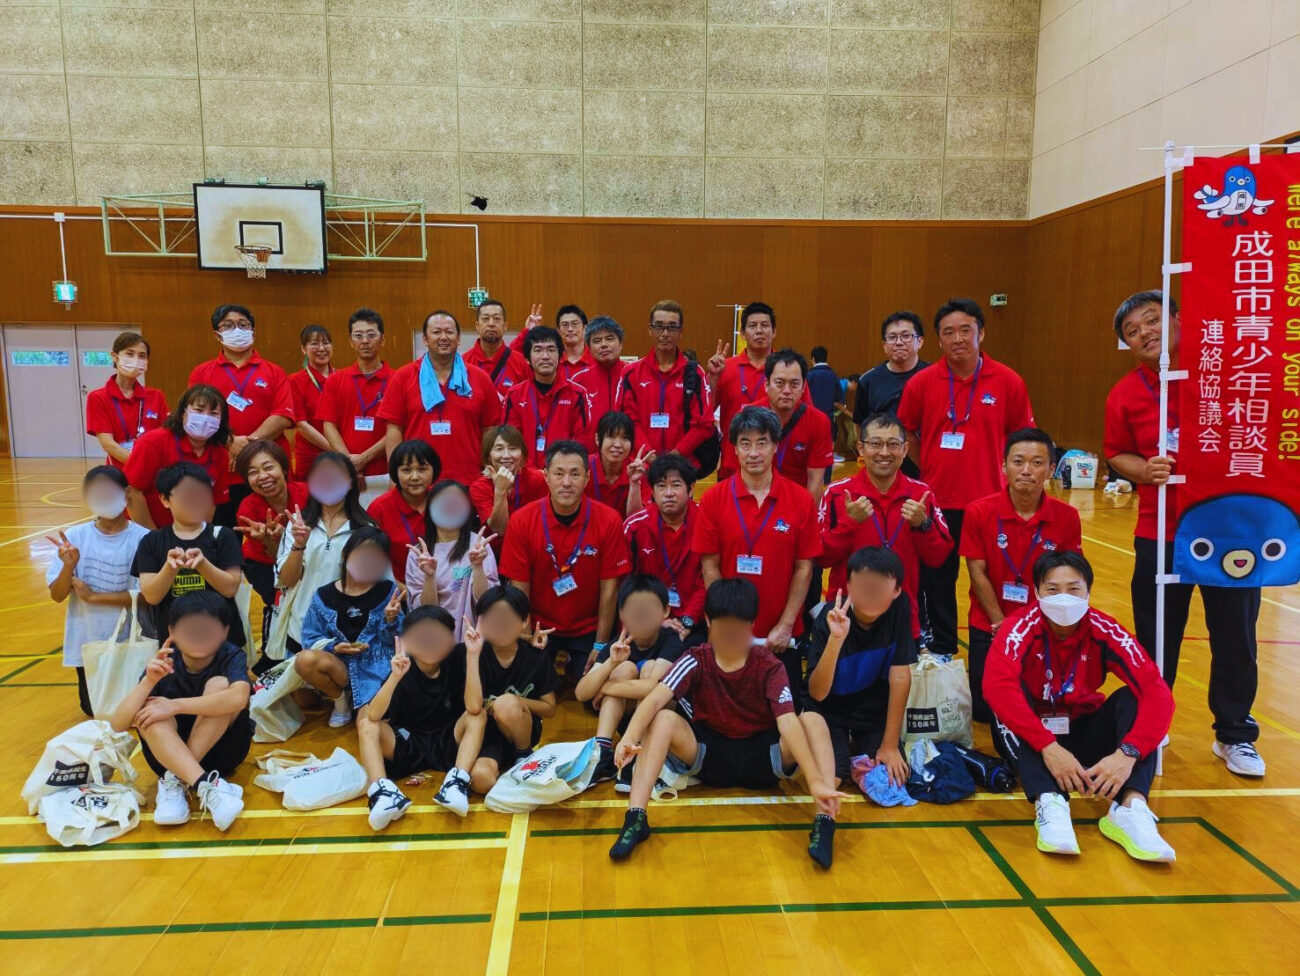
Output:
[1040, 892, 1296, 908]
[519, 898, 1029, 922]
[0, 659, 43, 685]
[0, 829, 507, 856]
[1029, 904, 1100, 976]
[0, 682, 76, 688]
[0, 912, 492, 941]
[0, 647, 61, 660]
[1193, 817, 1300, 896]
[529, 816, 1206, 838]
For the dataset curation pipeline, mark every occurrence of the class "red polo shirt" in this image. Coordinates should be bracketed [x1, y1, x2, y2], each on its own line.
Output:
[721, 400, 833, 487]
[625, 501, 705, 623]
[463, 340, 531, 396]
[584, 454, 651, 517]
[375, 357, 504, 488]
[189, 350, 294, 454]
[84, 378, 168, 469]
[896, 355, 1033, 511]
[1104, 363, 1176, 541]
[960, 488, 1083, 632]
[123, 428, 231, 528]
[287, 366, 331, 476]
[501, 378, 592, 468]
[316, 362, 394, 478]
[693, 473, 821, 639]
[715, 352, 769, 449]
[819, 469, 952, 637]
[498, 498, 631, 636]
[367, 487, 427, 584]
[571, 360, 628, 422]
[235, 480, 309, 565]
[619, 353, 716, 461]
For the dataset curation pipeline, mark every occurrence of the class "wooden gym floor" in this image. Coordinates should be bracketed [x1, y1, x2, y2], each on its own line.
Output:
[0, 457, 1296, 975]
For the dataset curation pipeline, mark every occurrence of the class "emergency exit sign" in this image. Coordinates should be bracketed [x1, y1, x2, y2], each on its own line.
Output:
[53, 280, 77, 306]
[468, 287, 489, 308]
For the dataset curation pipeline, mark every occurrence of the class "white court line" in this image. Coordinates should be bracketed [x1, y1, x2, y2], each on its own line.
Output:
[0, 836, 507, 865]
[0, 517, 92, 549]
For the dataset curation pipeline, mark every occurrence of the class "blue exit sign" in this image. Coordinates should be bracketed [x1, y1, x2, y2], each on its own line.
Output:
[468, 287, 489, 308]
[53, 281, 77, 305]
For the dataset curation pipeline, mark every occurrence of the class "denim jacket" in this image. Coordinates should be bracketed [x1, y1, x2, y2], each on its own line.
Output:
[300, 580, 402, 708]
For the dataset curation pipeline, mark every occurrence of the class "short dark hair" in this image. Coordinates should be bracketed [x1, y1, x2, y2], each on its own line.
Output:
[934, 298, 984, 333]
[881, 310, 923, 341]
[162, 384, 231, 446]
[741, 301, 775, 330]
[859, 411, 907, 441]
[235, 438, 290, 481]
[348, 307, 384, 334]
[112, 331, 150, 357]
[477, 298, 506, 319]
[648, 452, 697, 488]
[595, 411, 634, 448]
[401, 604, 455, 635]
[1004, 426, 1056, 461]
[299, 323, 330, 346]
[847, 546, 905, 585]
[210, 304, 253, 330]
[544, 439, 588, 470]
[475, 583, 530, 620]
[1113, 290, 1178, 339]
[523, 325, 562, 360]
[811, 345, 828, 363]
[423, 309, 460, 335]
[764, 347, 807, 381]
[84, 464, 128, 491]
[728, 405, 781, 446]
[1032, 550, 1094, 590]
[340, 525, 391, 579]
[617, 573, 670, 611]
[585, 315, 623, 344]
[555, 304, 588, 327]
[156, 461, 213, 499]
[389, 438, 441, 486]
[168, 589, 231, 628]
[705, 578, 758, 623]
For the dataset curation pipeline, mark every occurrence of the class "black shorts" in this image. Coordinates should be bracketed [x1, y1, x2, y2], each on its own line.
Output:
[547, 630, 596, 679]
[140, 712, 252, 779]
[675, 723, 795, 789]
[823, 720, 885, 782]
[386, 721, 516, 779]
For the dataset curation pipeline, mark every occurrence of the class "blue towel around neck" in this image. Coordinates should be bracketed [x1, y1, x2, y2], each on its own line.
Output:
[419, 351, 472, 412]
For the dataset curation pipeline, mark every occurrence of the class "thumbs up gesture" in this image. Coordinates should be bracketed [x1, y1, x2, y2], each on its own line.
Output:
[842, 491, 874, 523]
[901, 490, 932, 528]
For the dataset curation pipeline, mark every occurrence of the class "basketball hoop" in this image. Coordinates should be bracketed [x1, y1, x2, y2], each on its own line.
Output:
[234, 244, 273, 279]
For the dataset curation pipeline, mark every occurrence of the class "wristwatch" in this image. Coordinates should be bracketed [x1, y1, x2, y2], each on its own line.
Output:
[916, 516, 933, 532]
[680, 616, 695, 629]
[1119, 742, 1141, 759]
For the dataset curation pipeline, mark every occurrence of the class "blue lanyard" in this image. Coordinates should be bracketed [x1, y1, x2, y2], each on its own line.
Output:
[541, 500, 590, 577]
[1137, 367, 1160, 403]
[730, 480, 778, 556]
[353, 373, 387, 416]
[997, 518, 1044, 584]
[945, 357, 983, 433]
[398, 507, 424, 545]
[655, 510, 691, 587]
[1042, 633, 1080, 705]
[529, 383, 558, 439]
[870, 505, 905, 550]
[112, 396, 144, 439]
[221, 362, 259, 397]
[738, 361, 758, 399]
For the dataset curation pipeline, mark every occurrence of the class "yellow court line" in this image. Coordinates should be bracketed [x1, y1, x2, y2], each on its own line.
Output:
[0, 836, 507, 865]
[0, 601, 60, 617]
[485, 813, 529, 976]
[0, 517, 92, 549]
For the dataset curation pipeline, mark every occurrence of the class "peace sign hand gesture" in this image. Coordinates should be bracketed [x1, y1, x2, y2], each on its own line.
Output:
[625, 445, 656, 485]
[530, 626, 555, 651]
[235, 515, 269, 541]
[463, 615, 484, 656]
[289, 506, 310, 548]
[390, 637, 410, 677]
[842, 491, 874, 523]
[609, 628, 632, 664]
[706, 339, 731, 376]
[407, 538, 437, 579]
[825, 589, 852, 642]
[46, 530, 80, 568]
[384, 584, 406, 623]
[525, 303, 543, 332]
[144, 639, 176, 683]
[467, 527, 498, 568]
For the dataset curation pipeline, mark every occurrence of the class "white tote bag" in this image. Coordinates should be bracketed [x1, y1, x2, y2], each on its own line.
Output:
[249, 657, 307, 743]
[484, 739, 601, 813]
[38, 783, 143, 847]
[903, 653, 974, 749]
[81, 591, 159, 720]
[253, 748, 367, 810]
[20, 719, 139, 815]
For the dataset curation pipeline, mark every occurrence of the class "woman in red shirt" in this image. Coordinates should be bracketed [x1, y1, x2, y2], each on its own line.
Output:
[124, 385, 231, 529]
[287, 324, 335, 478]
[367, 439, 439, 585]
[84, 331, 168, 469]
[469, 424, 548, 543]
[585, 411, 650, 518]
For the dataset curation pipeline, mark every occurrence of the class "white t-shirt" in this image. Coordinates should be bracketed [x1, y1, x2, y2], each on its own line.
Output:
[404, 539, 499, 641]
[45, 519, 149, 666]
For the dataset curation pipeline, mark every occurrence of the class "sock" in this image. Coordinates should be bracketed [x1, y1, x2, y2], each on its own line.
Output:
[596, 737, 613, 751]
[627, 806, 647, 823]
[446, 767, 469, 785]
[808, 814, 836, 869]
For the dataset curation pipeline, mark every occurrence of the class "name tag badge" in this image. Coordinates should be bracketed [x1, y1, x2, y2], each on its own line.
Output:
[353, 416, 375, 432]
[736, 554, 763, 576]
[226, 391, 252, 412]
[1002, 582, 1030, 604]
[667, 587, 681, 608]
[535, 437, 547, 453]
[649, 412, 671, 430]
[552, 573, 578, 596]
[1041, 713, 1070, 735]
[429, 421, 452, 436]
[120, 439, 134, 452]
[940, 432, 965, 450]
[1166, 426, 1180, 454]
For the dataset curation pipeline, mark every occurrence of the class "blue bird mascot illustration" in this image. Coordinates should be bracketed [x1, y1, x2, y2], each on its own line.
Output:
[1192, 165, 1274, 227]
[1173, 494, 1300, 587]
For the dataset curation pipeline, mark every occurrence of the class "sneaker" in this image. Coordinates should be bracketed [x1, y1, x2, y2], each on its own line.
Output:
[367, 778, 411, 831]
[1213, 740, 1265, 777]
[808, 813, 836, 869]
[592, 745, 616, 785]
[608, 808, 651, 861]
[196, 771, 244, 832]
[433, 772, 470, 817]
[154, 772, 191, 826]
[1033, 792, 1079, 855]
[614, 759, 635, 794]
[328, 692, 353, 729]
[1100, 796, 1176, 863]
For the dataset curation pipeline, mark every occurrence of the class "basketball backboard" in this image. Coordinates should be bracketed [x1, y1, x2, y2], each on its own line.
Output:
[194, 183, 327, 274]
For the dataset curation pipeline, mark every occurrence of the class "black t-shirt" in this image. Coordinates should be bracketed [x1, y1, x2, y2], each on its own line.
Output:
[854, 360, 929, 477]
[320, 581, 390, 643]
[386, 645, 468, 735]
[147, 641, 251, 720]
[804, 592, 916, 730]
[474, 639, 562, 701]
[595, 626, 684, 667]
[131, 523, 245, 647]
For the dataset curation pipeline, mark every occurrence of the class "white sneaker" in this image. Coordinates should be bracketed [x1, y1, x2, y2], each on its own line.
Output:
[328, 691, 353, 729]
[367, 778, 411, 831]
[433, 770, 470, 817]
[1100, 796, 1176, 863]
[1213, 740, 1265, 777]
[1034, 792, 1080, 855]
[154, 772, 191, 826]
[196, 771, 244, 831]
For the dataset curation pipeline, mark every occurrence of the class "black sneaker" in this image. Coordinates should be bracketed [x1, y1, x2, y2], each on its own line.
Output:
[614, 759, 635, 794]
[592, 745, 616, 785]
[609, 809, 651, 861]
[808, 813, 836, 869]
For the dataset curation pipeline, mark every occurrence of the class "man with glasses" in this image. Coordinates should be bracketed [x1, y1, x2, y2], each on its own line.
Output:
[464, 299, 531, 396]
[619, 300, 717, 473]
[318, 307, 394, 483]
[854, 311, 929, 479]
[897, 298, 1034, 659]
[819, 413, 951, 645]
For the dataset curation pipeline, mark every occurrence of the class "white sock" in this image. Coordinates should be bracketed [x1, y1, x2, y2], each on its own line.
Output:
[445, 767, 468, 784]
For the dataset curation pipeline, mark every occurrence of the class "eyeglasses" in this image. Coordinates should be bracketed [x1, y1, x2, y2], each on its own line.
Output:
[350, 331, 381, 341]
[650, 323, 683, 334]
[884, 334, 919, 344]
[862, 439, 906, 452]
[216, 321, 252, 333]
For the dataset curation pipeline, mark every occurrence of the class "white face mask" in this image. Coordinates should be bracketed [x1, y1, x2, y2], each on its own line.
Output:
[87, 489, 127, 519]
[117, 355, 146, 376]
[221, 327, 255, 351]
[1038, 593, 1089, 627]
[183, 409, 221, 440]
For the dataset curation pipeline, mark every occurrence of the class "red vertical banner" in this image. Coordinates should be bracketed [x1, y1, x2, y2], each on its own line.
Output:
[1174, 153, 1300, 587]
